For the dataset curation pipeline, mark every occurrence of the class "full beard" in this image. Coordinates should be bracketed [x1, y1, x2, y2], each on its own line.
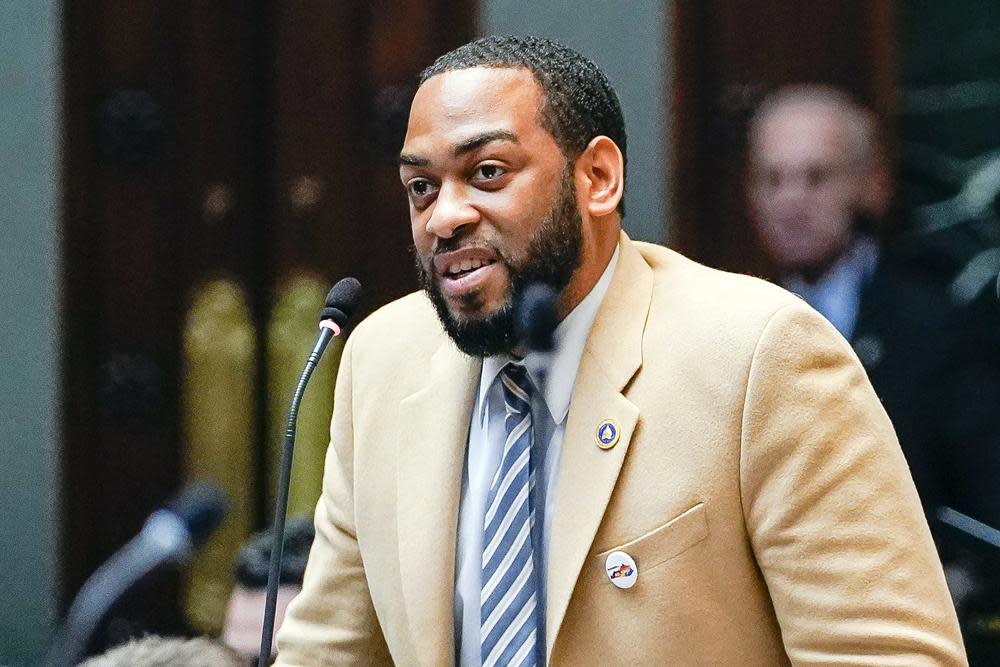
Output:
[415, 170, 583, 358]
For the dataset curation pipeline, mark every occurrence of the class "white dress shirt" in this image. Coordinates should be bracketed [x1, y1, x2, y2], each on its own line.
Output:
[454, 246, 620, 666]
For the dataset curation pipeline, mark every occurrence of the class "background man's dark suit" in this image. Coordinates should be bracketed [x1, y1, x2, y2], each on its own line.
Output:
[854, 253, 1000, 530]
[854, 251, 1000, 662]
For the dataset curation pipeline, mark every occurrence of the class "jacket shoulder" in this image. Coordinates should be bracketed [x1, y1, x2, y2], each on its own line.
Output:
[346, 290, 449, 365]
[634, 241, 804, 322]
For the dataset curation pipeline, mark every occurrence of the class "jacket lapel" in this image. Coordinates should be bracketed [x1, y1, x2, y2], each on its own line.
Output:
[396, 341, 480, 667]
[546, 233, 652, 655]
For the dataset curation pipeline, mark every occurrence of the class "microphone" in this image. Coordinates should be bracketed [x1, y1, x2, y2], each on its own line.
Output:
[258, 277, 362, 665]
[517, 283, 559, 353]
[47, 483, 227, 667]
[516, 283, 560, 395]
[318, 277, 362, 338]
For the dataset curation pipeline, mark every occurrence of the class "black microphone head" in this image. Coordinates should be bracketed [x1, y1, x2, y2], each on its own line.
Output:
[319, 277, 363, 328]
[166, 482, 228, 548]
[517, 283, 560, 352]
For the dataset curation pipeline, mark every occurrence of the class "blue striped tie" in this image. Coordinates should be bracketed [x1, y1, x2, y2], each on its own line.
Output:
[481, 363, 542, 667]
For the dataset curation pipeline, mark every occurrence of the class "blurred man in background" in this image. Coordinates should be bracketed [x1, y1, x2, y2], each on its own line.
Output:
[747, 84, 1000, 654]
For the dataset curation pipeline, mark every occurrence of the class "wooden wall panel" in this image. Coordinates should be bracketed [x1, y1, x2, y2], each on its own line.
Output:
[62, 0, 193, 645]
[61, 0, 475, 652]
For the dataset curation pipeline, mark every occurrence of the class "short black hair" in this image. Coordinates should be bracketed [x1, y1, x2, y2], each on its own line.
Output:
[234, 516, 314, 588]
[420, 35, 627, 216]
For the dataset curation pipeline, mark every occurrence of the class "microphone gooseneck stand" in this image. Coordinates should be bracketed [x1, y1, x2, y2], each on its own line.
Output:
[257, 278, 547, 664]
[258, 277, 362, 666]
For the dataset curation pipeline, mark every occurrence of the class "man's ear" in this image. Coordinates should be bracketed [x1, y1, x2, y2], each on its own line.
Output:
[575, 136, 624, 218]
[859, 158, 892, 219]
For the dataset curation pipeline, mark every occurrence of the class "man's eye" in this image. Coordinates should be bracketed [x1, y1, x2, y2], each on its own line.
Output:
[806, 166, 835, 188]
[406, 179, 438, 209]
[475, 164, 505, 181]
[408, 179, 438, 197]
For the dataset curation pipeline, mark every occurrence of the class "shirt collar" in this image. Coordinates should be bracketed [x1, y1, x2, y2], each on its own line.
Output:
[783, 234, 880, 301]
[478, 244, 621, 425]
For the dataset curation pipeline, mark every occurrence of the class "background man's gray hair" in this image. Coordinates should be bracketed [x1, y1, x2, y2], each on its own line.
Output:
[749, 84, 883, 167]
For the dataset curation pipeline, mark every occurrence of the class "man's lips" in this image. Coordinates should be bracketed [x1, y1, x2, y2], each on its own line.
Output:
[776, 213, 815, 230]
[432, 246, 498, 277]
[432, 246, 502, 298]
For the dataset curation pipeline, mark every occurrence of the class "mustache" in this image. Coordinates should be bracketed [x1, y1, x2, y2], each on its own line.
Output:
[432, 234, 494, 256]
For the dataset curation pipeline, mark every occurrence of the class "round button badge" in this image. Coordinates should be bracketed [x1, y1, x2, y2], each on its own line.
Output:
[605, 550, 638, 589]
[595, 419, 620, 449]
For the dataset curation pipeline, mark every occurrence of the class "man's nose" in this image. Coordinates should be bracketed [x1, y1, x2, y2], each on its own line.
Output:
[425, 181, 479, 239]
[774, 174, 810, 201]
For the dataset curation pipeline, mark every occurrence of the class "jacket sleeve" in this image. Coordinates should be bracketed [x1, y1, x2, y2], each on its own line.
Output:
[740, 301, 968, 666]
[275, 335, 393, 665]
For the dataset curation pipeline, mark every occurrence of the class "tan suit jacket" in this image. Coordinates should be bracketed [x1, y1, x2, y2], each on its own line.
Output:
[276, 233, 966, 666]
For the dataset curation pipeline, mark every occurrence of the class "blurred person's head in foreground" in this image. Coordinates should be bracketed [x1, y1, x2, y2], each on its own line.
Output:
[222, 515, 314, 659]
[747, 84, 892, 281]
[77, 635, 242, 667]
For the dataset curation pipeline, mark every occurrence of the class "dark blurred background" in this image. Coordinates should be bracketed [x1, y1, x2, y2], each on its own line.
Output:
[2, 1, 998, 665]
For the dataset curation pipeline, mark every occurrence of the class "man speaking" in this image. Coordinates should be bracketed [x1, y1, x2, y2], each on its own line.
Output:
[276, 36, 966, 665]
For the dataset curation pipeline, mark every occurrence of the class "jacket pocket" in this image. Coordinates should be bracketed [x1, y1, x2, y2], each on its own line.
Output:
[595, 502, 709, 574]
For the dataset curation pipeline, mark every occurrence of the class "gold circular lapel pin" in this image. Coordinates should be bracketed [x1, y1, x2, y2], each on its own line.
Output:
[595, 419, 620, 449]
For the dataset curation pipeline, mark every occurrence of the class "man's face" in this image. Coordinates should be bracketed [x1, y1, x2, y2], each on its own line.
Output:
[400, 67, 583, 356]
[748, 102, 867, 274]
